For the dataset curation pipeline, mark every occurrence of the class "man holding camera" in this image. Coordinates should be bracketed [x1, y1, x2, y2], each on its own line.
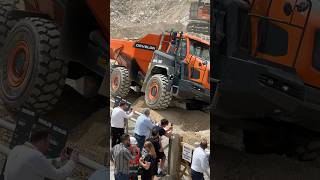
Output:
[4, 127, 79, 180]
[111, 102, 134, 147]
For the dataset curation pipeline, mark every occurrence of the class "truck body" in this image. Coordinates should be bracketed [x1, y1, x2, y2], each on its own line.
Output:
[110, 32, 210, 109]
[212, 0, 320, 132]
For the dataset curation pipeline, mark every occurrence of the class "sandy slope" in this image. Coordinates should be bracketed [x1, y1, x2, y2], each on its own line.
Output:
[111, 0, 192, 38]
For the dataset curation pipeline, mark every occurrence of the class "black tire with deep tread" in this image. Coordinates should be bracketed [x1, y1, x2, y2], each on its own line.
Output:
[145, 74, 172, 110]
[0, 0, 17, 49]
[0, 17, 67, 114]
[110, 67, 130, 98]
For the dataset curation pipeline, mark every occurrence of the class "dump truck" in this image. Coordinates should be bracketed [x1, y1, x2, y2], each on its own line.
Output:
[212, 0, 320, 133]
[0, 0, 108, 114]
[110, 32, 210, 110]
[187, 0, 210, 35]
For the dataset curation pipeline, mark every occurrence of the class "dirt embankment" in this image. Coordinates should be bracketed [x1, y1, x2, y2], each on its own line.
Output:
[111, 0, 192, 38]
[123, 93, 210, 147]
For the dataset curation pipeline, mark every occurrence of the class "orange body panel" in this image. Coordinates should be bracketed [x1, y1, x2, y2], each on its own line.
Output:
[85, 0, 109, 36]
[110, 34, 164, 74]
[197, 5, 210, 22]
[249, 0, 320, 88]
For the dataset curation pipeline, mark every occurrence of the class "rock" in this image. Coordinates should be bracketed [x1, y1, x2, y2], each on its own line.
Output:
[307, 141, 320, 151]
[295, 146, 307, 155]
[300, 152, 318, 161]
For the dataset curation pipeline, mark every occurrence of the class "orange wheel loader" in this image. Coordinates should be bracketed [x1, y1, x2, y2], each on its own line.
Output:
[110, 32, 210, 110]
[212, 0, 320, 132]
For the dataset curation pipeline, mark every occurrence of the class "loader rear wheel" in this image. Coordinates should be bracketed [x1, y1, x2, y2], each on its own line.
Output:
[0, 17, 67, 114]
[145, 74, 172, 110]
[0, 0, 17, 49]
[110, 67, 130, 98]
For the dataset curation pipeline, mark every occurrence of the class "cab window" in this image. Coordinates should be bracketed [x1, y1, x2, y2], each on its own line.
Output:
[190, 39, 210, 61]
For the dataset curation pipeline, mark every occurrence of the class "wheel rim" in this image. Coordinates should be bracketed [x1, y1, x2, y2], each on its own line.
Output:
[111, 72, 120, 92]
[148, 81, 159, 101]
[7, 41, 30, 87]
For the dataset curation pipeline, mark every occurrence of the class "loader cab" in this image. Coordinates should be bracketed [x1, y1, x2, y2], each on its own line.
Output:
[159, 32, 210, 89]
[184, 36, 210, 89]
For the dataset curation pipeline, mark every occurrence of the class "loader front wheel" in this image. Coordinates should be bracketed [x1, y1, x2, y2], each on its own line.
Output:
[145, 74, 172, 110]
[110, 67, 130, 98]
[0, 17, 67, 114]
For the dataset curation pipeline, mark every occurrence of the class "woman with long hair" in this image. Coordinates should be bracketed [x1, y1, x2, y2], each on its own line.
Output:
[139, 141, 157, 180]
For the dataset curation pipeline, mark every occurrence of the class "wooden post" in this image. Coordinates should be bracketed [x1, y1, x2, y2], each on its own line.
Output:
[169, 134, 182, 179]
[125, 118, 129, 134]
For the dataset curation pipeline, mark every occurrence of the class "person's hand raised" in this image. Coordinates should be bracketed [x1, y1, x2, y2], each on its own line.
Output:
[60, 147, 70, 161]
[70, 150, 80, 163]
[139, 157, 144, 163]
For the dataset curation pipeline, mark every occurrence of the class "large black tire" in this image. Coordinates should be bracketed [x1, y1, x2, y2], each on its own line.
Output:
[0, 17, 68, 114]
[0, 0, 17, 48]
[110, 67, 130, 98]
[145, 74, 172, 110]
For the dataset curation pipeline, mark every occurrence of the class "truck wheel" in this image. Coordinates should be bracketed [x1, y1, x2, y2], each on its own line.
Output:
[0, 17, 67, 114]
[110, 67, 130, 98]
[0, 0, 17, 48]
[145, 74, 172, 110]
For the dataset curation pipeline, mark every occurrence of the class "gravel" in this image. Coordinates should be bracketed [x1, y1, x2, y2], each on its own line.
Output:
[111, 0, 194, 38]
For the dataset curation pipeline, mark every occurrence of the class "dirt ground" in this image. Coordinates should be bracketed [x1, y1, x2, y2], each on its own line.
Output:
[213, 145, 320, 180]
[123, 91, 211, 147]
[0, 85, 107, 180]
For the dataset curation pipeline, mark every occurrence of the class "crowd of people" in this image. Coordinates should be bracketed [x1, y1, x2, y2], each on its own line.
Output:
[111, 103, 173, 180]
[111, 102, 210, 180]
[0, 100, 209, 180]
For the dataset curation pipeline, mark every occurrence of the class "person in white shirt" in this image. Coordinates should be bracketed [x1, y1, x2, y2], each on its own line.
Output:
[4, 127, 79, 180]
[191, 139, 209, 180]
[111, 102, 134, 147]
